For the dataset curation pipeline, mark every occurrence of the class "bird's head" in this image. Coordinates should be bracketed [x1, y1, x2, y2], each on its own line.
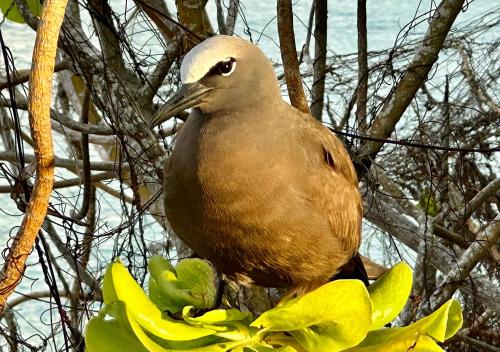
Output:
[149, 35, 281, 128]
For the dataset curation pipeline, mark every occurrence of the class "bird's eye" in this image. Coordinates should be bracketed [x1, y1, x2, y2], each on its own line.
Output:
[216, 58, 236, 76]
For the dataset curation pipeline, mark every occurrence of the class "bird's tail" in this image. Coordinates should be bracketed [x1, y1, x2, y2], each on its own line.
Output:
[330, 252, 370, 287]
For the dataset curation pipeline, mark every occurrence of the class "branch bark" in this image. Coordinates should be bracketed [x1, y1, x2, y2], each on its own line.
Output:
[356, 0, 368, 132]
[215, 0, 227, 34]
[0, 0, 67, 314]
[355, 0, 466, 177]
[453, 177, 500, 231]
[430, 215, 500, 309]
[225, 0, 239, 36]
[0, 151, 126, 171]
[310, 0, 328, 120]
[135, 0, 178, 40]
[457, 44, 500, 115]
[277, 0, 310, 114]
[0, 61, 70, 90]
[364, 188, 500, 313]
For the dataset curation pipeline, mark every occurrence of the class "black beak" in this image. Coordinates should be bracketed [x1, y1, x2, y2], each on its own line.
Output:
[149, 83, 213, 129]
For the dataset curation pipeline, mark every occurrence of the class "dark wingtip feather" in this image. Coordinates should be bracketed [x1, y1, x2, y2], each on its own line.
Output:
[330, 252, 370, 287]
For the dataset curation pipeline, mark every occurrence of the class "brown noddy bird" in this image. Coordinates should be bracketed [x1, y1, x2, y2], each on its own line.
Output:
[150, 35, 368, 296]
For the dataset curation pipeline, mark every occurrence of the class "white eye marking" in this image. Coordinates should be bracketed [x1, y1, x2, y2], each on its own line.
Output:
[218, 58, 237, 76]
[180, 36, 243, 83]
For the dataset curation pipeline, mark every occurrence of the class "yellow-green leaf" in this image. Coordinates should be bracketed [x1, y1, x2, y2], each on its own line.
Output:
[252, 280, 372, 352]
[181, 306, 251, 341]
[368, 261, 412, 330]
[105, 260, 216, 341]
[148, 256, 216, 313]
[183, 306, 250, 325]
[85, 313, 148, 352]
[346, 299, 463, 351]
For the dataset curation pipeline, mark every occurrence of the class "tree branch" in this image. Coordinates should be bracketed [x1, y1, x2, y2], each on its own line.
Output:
[135, 0, 178, 40]
[364, 188, 500, 312]
[355, 0, 466, 177]
[0, 151, 125, 171]
[215, 0, 227, 34]
[0, 97, 115, 136]
[310, 0, 328, 121]
[225, 0, 239, 36]
[430, 215, 500, 309]
[456, 44, 500, 115]
[277, 0, 310, 114]
[356, 0, 368, 132]
[0, 0, 67, 314]
[454, 177, 500, 230]
[0, 61, 71, 90]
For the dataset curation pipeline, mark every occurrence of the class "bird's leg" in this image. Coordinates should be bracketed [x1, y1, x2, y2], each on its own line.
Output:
[213, 273, 226, 308]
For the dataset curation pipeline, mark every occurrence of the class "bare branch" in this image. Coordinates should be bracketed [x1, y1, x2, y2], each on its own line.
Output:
[356, 0, 368, 132]
[310, 0, 328, 121]
[454, 178, 500, 229]
[215, 0, 227, 34]
[72, 90, 92, 220]
[456, 44, 500, 115]
[430, 215, 500, 309]
[0, 171, 118, 193]
[277, 0, 311, 114]
[364, 191, 500, 313]
[175, 0, 213, 47]
[0, 61, 71, 90]
[0, 0, 67, 314]
[225, 0, 240, 36]
[455, 334, 500, 352]
[0, 97, 115, 136]
[0, 151, 125, 171]
[1, 306, 18, 352]
[88, 0, 127, 77]
[140, 37, 182, 102]
[135, 0, 178, 40]
[355, 0, 466, 176]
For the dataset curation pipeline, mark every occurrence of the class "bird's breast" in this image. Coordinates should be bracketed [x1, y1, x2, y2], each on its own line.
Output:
[163, 111, 355, 289]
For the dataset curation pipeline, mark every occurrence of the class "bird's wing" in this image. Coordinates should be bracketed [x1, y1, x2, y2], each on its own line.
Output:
[291, 109, 363, 257]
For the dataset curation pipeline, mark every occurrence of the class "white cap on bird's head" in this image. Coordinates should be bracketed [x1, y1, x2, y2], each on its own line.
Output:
[150, 35, 281, 128]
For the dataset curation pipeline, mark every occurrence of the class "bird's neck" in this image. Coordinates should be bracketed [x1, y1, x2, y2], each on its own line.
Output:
[201, 97, 287, 123]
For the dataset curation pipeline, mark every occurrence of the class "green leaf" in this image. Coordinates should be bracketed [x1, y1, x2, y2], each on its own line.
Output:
[182, 306, 251, 341]
[101, 301, 173, 352]
[252, 280, 372, 352]
[176, 259, 217, 306]
[412, 299, 463, 342]
[105, 260, 217, 341]
[89, 300, 244, 352]
[346, 299, 463, 351]
[367, 261, 412, 330]
[148, 256, 216, 313]
[183, 306, 250, 325]
[146, 330, 227, 350]
[149, 275, 183, 314]
[0, 0, 41, 24]
[102, 260, 118, 304]
[419, 188, 439, 216]
[85, 312, 148, 352]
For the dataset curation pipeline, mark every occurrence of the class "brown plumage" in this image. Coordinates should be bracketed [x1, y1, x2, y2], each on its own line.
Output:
[150, 35, 366, 295]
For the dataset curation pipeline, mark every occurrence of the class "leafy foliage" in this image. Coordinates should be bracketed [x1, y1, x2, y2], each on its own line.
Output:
[0, 0, 41, 24]
[418, 188, 440, 217]
[85, 260, 462, 351]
